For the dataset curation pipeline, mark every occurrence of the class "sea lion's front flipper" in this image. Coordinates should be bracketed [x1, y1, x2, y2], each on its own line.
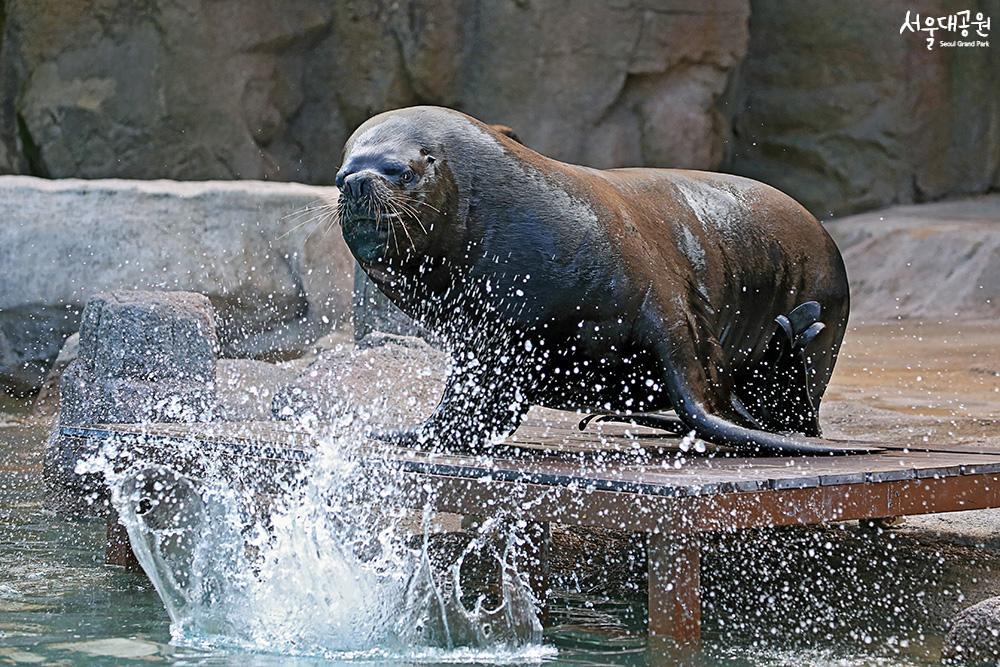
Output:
[374, 356, 528, 454]
[578, 412, 687, 434]
[644, 305, 869, 456]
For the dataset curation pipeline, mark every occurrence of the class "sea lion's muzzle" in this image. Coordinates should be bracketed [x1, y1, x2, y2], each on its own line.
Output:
[337, 168, 378, 200]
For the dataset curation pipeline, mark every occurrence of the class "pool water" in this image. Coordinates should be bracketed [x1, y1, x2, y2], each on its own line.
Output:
[2, 421, 997, 666]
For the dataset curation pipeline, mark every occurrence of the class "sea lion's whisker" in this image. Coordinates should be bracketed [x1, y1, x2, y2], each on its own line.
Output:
[278, 205, 338, 231]
[386, 199, 417, 251]
[395, 192, 441, 215]
[388, 195, 428, 235]
[389, 194, 422, 218]
[275, 199, 340, 240]
[276, 209, 337, 240]
[303, 207, 336, 242]
[279, 198, 324, 220]
[414, 199, 442, 214]
[281, 203, 332, 221]
[321, 209, 342, 237]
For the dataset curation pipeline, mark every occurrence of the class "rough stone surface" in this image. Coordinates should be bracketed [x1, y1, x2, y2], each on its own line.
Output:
[1, 2, 996, 217]
[272, 333, 447, 428]
[215, 358, 300, 422]
[55, 291, 219, 427]
[730, 0, 1000, 216]
[44, 291, 222, 511]
[353, 267, 432, 343]
[0, 176, 352, 394]
[0, 0, 749, 182]
[31, 332, 78, 417]
[825, 194, 1000, 322]
[944, 596, 1000, 662]
[894, 509, 1000, 552]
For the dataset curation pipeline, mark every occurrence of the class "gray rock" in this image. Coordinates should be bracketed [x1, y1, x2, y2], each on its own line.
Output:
[0, 176, 353, 394]
[32, 332, 79, 417]
[893, 508, 1000, 552]
[729, 0, 1000, 217]
[215, 358, 300, 422]
[1, 2, 996, 219]
[353, 267, 430, 343]
[0, 0, 748, 180]
[44, 291, 222, 512]
[78, 292, 216, 383]
[272, 334, 447, 429]
[54, 291, 220, 428]
[944, 596, 1000, 663]
[825, 194, 1000, 322]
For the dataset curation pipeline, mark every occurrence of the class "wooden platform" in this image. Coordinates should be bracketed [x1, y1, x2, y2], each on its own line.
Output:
[60, 415, 1000, 645]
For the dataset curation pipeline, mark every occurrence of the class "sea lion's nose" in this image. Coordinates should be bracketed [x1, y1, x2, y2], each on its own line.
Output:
[340, 170, 373, 200]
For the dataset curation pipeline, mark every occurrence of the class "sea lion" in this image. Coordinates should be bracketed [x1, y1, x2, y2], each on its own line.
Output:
[336, 106, 853, 455]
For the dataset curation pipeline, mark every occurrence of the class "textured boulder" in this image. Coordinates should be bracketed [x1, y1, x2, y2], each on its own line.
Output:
[353, 268, 429, 343]
[0, 0, 749, 182]
[944, 596, 1000, 663]
[215, 358, 301, 422]
[44, 291, 221, 512]
[1, 2, 996, 217]
[0, 176, 352, 394]
[730, 0, 1000, 216]
[31, 331, 79, 417]
[825, 194, 1000, 322]
[56, 291, 219, 427]
[272, 333, 447, 428]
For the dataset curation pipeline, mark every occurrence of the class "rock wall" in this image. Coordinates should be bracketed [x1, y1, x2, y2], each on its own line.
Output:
[0, 0, 750, 183]
[1, 1, 998, 393]
[825, 194, 1000, 322]
[0, 177, 352, 394]
[729, 0, 1000, 216]
[2, 1, 995, 216]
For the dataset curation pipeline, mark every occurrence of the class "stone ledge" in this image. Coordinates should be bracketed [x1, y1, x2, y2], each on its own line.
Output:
[0, 176, 352, 394]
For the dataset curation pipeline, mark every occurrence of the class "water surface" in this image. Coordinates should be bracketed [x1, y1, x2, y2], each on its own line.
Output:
[2, 421, 995, 665]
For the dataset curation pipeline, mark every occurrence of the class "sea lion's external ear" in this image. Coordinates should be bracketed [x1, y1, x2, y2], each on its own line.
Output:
[490, 124, 522, 145]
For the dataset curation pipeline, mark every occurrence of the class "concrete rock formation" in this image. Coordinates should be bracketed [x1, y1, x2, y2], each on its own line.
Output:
[44, 291, 221, 511]
[31, 331, 78, 417]
[57, 291, 219, 426]
[825, 194, 1000, 322]
[2, 1, 995, 218]
[944, 595, 1000, 662]
[730, 0, 1000, 217]
[0, 176, 351, 394]
[272, 333, 446, 428]
[353, 268, 430, 343]
[1, 1, 998, 394]
[0, 0, 750, 182]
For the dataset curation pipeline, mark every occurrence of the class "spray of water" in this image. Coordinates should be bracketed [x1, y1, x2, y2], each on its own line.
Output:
[77, 420, 553, 663]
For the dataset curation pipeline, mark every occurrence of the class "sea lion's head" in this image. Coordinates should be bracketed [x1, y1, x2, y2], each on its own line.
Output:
[336, 107, 520, 272]
[336, 109, 456, 269]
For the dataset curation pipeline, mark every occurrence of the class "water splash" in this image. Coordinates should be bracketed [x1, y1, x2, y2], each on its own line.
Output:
[77, 425, 552, 663]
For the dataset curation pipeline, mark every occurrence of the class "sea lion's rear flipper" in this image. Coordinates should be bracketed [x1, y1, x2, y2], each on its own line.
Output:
[644, 304, 869, 456]
[738, 301, 827, 436]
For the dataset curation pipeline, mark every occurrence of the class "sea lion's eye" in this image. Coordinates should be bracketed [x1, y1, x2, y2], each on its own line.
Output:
[400, 169, 414, 184]
[426, 155, 436, 164]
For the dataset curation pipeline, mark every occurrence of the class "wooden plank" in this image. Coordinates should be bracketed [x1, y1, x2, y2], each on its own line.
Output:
[647, 532, 700, 644]
[62, 423, 1000, 502]
[963, 461, 1000, 475]
[414, 470, 1000, 533]
[105, 508, 141, 570]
